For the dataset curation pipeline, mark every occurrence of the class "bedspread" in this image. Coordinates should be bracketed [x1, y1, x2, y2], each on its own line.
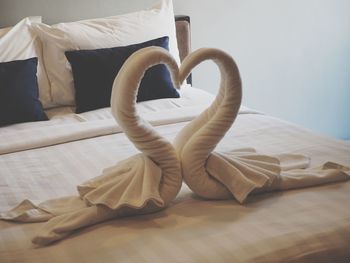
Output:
[1, 88, 350, 262]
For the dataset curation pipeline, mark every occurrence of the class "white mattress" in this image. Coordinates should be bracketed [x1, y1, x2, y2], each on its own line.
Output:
[1, 87, 350, 263]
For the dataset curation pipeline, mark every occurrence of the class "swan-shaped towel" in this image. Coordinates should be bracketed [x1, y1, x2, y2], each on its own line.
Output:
[174, 48, 350, 203]
[0, 47, 182, 246]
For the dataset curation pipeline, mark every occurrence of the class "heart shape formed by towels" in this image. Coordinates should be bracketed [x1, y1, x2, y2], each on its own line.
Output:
[115, 46, 283, 204]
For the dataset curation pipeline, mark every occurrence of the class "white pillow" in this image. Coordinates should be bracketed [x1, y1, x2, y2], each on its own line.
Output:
[33, 0, 180, 106]
[0, 17, 52, 108]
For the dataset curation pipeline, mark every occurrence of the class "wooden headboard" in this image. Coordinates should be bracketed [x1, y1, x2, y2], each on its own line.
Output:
[175, 15, 192, 84]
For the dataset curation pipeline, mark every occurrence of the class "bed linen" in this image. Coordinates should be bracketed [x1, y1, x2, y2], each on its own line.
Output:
[1, 86, 350, 262]
[1, 86, 254, 155]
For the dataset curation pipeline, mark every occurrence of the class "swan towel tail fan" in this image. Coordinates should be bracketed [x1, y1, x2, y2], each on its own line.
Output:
[174, 48, 350, 203]
[207, 150, 350, 203]
[0, 47, 183, 246]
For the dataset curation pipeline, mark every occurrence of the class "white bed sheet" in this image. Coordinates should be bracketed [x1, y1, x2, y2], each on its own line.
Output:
[1, 86, 350, 262]
[0, 86, 257, 155]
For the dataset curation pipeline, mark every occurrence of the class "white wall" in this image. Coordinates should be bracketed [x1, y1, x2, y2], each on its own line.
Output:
[174, 0, 350, 140]
[1, 0, 349, 139]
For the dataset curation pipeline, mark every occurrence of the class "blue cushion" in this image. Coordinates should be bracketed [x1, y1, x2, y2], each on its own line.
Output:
[0, 57, 48, 126]
[65, 36, 179, 113]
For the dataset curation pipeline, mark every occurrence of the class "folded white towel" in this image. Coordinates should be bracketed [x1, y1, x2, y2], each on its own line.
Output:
[174, 48, 350, 203]
[0, 47, 183, 246]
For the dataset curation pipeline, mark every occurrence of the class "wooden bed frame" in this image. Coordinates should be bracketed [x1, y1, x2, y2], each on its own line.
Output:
[175, 15, 192, 84]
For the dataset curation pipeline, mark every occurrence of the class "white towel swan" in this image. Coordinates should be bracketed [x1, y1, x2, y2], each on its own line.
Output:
[0, 47, 182, 246]
[174, 48, 350, 203]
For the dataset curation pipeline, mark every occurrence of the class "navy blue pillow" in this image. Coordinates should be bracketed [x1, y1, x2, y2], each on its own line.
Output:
[65, 36, 179, 113]
[0, 57, 48, 126]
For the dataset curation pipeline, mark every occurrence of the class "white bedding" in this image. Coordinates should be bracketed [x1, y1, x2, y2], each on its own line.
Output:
[0, 86, 256, 155]
[1, 86, 350, 262]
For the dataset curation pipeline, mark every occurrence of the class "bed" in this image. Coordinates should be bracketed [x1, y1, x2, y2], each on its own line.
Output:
[1, 1, 350, 262]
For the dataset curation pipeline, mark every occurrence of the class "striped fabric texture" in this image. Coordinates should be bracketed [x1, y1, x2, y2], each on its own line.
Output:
[1, 88, 350, 262]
